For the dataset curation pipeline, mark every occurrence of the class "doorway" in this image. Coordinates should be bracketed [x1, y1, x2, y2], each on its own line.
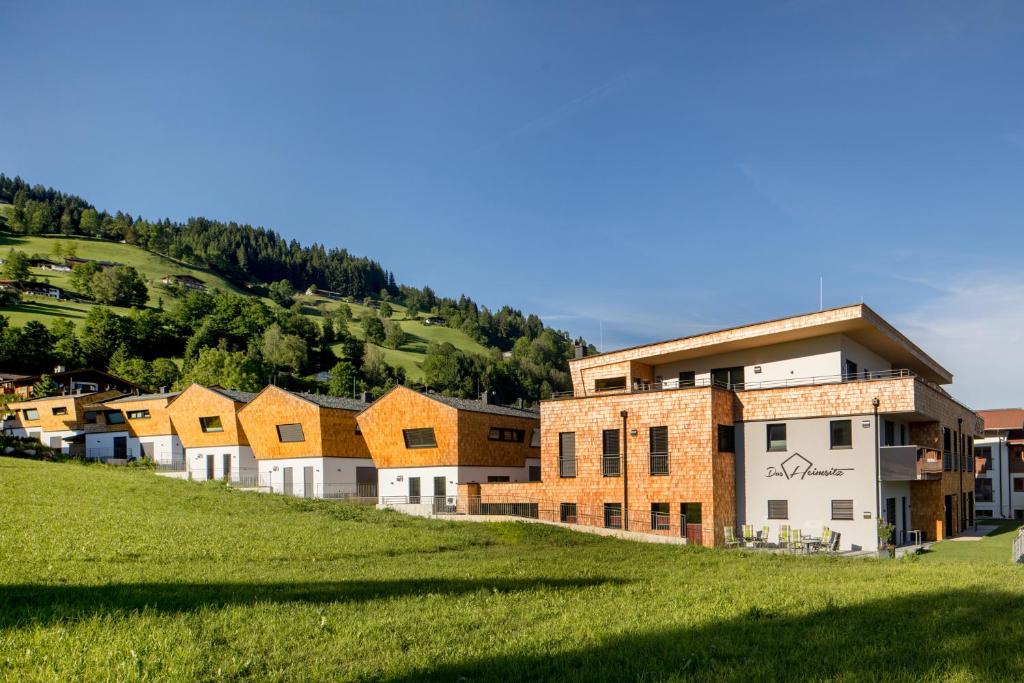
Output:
[885, 497, 897, 544]
[680, 502, 703, 545]
[433, 476, 446, 512]
[944, 494, 955, 537]
[205, 454, 215, 480]
[408, 477, 421, 504]
[113, 436, 127, 459]
[303, 466, 314, 498]
[283, 467, 294, 496]
[222, 453, 231, 481]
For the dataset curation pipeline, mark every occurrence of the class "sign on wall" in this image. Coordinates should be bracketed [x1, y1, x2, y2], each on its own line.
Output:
[766, 452, 853, 480]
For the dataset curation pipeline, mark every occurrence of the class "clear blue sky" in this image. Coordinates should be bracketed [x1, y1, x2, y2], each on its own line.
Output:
[3, 1, 1024, 406]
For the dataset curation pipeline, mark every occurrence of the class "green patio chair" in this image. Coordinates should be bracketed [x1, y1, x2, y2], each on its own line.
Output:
[760, 525, 771, 548]
[742, 524, 755, 547]
[819, 528, 832, 553]
[778, 525, 790, 550]
[724, 526, 741, 549]
[790, 528, 804, 554]
[828, 532, 841, 554]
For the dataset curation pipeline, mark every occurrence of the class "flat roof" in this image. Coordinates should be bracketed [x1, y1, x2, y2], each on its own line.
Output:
[977, 409, 1024, 431]
[569, 304, 953, 385]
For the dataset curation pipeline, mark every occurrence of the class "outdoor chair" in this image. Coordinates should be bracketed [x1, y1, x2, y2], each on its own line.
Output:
[760, 525, 770, 548]
[724, 526, 741, 549]
[827, 532, 841, 554]
[818, 528, 832, 553]
[742, 524, 755, 547]
[778, 525, 790, 550]
[790, 528, 804, 554]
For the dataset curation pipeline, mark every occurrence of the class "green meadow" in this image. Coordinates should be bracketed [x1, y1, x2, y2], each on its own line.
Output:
[1, 457, 1022, 681]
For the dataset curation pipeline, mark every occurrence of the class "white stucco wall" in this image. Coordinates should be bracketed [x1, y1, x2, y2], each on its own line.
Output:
[974, 435, 1009, 518]
[36, 429, 82, 454]
[840, 336, 893, 377]
[737, 414, 879, 551]
[185, 445, 256, 482]
[85, 430, 132, 460]
[139, 434, 183, 463]
[257, 456, 376, 498]
[378, 464, 536, 503]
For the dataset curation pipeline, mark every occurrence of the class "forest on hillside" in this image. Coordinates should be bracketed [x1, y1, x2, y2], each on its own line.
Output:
[0, 173, 595, 403]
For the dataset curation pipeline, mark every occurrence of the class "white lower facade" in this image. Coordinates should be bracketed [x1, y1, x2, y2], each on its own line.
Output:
[378, 461, 540, 516]
[84, 432, 183, 463]
[25, 429, 81, 454]
[256, 456, 377, 499]
[185, 445, 256, 483]
[974, 436, 1012, 519]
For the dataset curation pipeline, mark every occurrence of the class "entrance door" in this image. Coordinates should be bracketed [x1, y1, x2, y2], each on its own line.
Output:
[680, 502, 703, 545]
[303, 466, 315, 498]
[356, 466, 378, 499]
[206, 454, 215, 480]
[901, 496, 908, 545]
[885, 498, 897, 544]
[409, 477, 421, 504]
[433, 476, 446, 512]
[283, 467, 294, 496]
[944, 494, 954, 538]
[113, 436, 127, 459]
[222, 454, 231, 481]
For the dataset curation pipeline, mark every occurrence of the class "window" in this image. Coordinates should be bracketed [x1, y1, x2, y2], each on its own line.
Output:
[831, 499, 854, 520]
[717, 424, 735, 453]
[104, 410, 125, 425]
[558, 432, 576, 478]
[199, 416, 224, 433]
[84, 411, 96, 424]
[711, 366, 744, 389]
[900, 424, 907, 446]
[844, 360, 858, 379]
[276, 423, 306, 443]
[52, 406, 68, 416]
[530, 429, 540, 448]
[408, 477, 420, 504]
[604, 503, 623, 529]
[943, 427, 953, 470]
[487, 475, 510, 483]
[976, 446, 992, 472]
[678, 371, 696, 387]
[766, 424, 787, 452]
[127, 409, 150, 420]
[976, 478, 993, 503]
[650, 502, 670, 530]
[602, 429, 620, 477]
[560, 503, 578, 524]
[830, 420, 852, 449]
[883, 420, 895, 447]
[402, 428, 437, 449]
[767, 500, 789, 520]
[23, 408, 39, 421]
[488, 427, 525, 443]
[595, 377, 626, 392]
[1014, 478, 1024, 493]
[528, 465, 541, 482]
[649, 426, 669, 475]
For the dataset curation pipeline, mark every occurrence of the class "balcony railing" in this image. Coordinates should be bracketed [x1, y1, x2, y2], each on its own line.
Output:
[649, 453, 669, 475]
[602, 454, 621, 477]
[552, 368, 918, 400]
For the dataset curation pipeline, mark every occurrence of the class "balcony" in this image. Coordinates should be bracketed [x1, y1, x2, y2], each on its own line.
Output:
[602, 454, 621, 477]
[880, 446, 943, 481]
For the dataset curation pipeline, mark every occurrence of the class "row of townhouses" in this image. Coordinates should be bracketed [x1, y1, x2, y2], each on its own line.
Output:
[3, 304, 993, 553]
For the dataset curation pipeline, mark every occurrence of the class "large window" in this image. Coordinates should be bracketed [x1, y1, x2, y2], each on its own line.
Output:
[976, 478, 994, 503]
[717, 424, 735, 453]
[603, 503, 623, 529]
[199, 416, 224, 433]
[595, 377, 626, 392]
[276, 423, 306, 443]
[844, 360, 858, 379]
[650, 502, 670, 530]
[402, 428, 437, 449]
[830, 420, 852, 449]
[831, 499, 854, 521]
[558, 432, 576, 478]
[104, 411, 125, 425]
[23, 408, 39, 421]
[488, 427, 525, 443]
[528, 465, 541, 482]
[649, 426, 669, 475]
[766, 423, 787, 452]
[711, 366, 744, 389]
[883, 420, 896, 447]
[767, 500, 789, 520]
[678, 371, 696, 387]
[602, 429, 621, 477]
[560, 503, 578, 524]
[1014, 478, 1024, 493]
[976, 446, 992, 472]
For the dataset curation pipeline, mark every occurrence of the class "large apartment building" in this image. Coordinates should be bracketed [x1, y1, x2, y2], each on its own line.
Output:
[468, 304, 981, 551]
[973, 409, 1024, 520]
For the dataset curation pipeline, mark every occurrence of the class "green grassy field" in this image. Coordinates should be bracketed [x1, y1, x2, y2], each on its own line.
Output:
[2, 458, 1023, 681]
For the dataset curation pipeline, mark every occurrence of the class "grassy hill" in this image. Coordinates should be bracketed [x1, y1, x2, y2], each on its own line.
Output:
[2, 458, 1023, 681]
[0, 227, 490, 381]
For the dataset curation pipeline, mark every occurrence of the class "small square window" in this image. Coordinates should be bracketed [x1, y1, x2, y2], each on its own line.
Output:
[403, 427, 437, 449]
[560, 503, 577, 524]
[766, 424, 786, 452]
[199, 416, 224, 433]
[1014, 478, 1024, 493]
[276, 423, 306, 443]
[717, 424, 735, 453]
[603, 503, 623, 529]
[830, 420, 852, 449]
[105, 411, 125, 425]
[768, 500, 788, 520]
[831, 499, 854, 520]
[51, 406, 68, 416]
[23, 408, 40, 421]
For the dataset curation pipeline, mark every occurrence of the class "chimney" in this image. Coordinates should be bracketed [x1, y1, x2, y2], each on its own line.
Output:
[481, 390, 492, 405]
[158, 386, 168, 394]
[360, 391, 372, 403]
[573, 344, 586, 359]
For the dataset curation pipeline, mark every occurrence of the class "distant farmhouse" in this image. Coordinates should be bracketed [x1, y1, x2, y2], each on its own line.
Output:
[0, 279, 62, 300]
[423, 316, 447, 326]
[305, 286, 344, 300]
[161, 274, 207, 291]
[28, 258, 72, 272]
[0, 367, 143, 399]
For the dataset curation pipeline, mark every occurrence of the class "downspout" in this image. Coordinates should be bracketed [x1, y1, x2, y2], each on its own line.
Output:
[621, 409, 629, 531]
[872, 397, 881, 539]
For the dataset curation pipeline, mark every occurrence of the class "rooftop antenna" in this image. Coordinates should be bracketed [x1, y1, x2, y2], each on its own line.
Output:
[819, 276, 823, 311]
[599, 320, 604, 353]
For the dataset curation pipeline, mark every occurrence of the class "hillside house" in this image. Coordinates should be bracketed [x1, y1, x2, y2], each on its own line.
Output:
[4, 390, 124, 455]
[83, 391, 183, 465]
[161, 274, 207, 291]
[167, 384, 256, 482]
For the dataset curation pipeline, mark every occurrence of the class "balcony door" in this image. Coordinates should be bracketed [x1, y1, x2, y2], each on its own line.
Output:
[711, 367, 744, 389]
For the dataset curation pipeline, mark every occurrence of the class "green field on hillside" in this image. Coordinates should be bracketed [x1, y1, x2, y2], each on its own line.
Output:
[0, 231, 491, 381]
[2, 458, 1023, 681]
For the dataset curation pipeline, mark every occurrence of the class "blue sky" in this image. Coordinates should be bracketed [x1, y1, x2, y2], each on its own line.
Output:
[3, 1, 1024, 406]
